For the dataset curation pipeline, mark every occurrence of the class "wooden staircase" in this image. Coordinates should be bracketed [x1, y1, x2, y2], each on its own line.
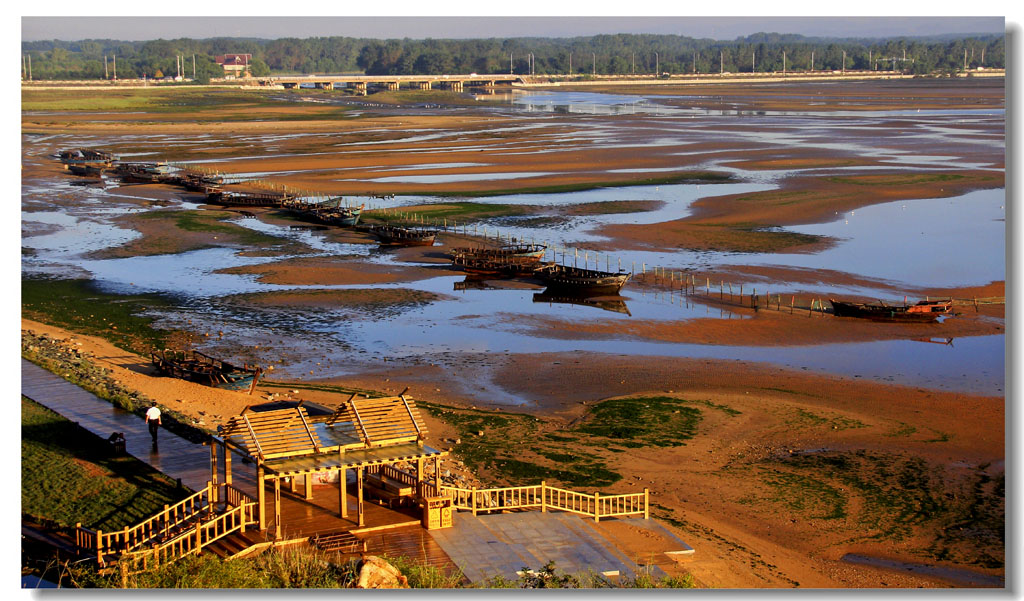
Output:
[310, 531, 367, 554]
[202, 529, 270, 560]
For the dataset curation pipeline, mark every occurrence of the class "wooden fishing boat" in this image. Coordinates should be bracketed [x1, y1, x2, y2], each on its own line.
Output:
[533, 264, 631, 295]
[179, 172, 224, 193]
[207, 189, 293, 207]
[64, 163, 104, 177]
[151, 349, 263, 394]
[281, 197, 363, 227]
[533, 291, 632, 316]
[57, 149, 117, 165]
[114, 162, 173, 184]
[449, 243, 547, 261]
[371, 225, 438, 246]
[828, 298, 953, 322]
[452, 254, 549, 277]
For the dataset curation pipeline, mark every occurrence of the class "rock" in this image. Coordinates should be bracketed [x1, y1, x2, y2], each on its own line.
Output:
[477, 431, 484, 437]
[356, 556, 409, 589]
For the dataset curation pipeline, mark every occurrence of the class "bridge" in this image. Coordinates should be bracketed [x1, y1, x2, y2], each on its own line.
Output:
[256, 73, 524, 94]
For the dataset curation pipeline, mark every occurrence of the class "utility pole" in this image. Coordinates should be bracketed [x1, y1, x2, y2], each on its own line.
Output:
[752, 52, 755, 73]
[569, 52, 572, 75]
[28, 54, 32, 81]
[981, 47, 985, 66]
[811, 50, 814, 71]
[720, 51, 723, 74]
[964, 47, 968, 71]
[632, 52, 635, 75]
[867, 50, 870, 70]
[193, 54, 196, 79]
[842, 50, 846, 74]
[510, 52, 513, 75]
[592, 52, 596, 76]
[783, 51, 786, 75]
[655, 52, 658, 76]
[112, 54, 116, 80]
[104, 55, 108, 79]
[693, 51, 696, 73]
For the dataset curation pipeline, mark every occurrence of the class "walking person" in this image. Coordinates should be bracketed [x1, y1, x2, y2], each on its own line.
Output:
[145, 403, 162, 444]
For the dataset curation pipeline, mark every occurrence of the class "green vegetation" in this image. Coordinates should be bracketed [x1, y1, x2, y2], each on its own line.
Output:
[751, 468, 847, 520]
[421, 395, 738, 487]
[825, 173, 968, 186]
[746, 449, 1004, 568]
[21, 397, 187, 530]
[22, 33, 1003, 80]
[418, 402, 621, 488]
[137, 209, 288, 246]
[570, 396, 711, 447]
[22, 277, 175, 353]
[784, 408, 867, 431]
[427, 172, 732, 198]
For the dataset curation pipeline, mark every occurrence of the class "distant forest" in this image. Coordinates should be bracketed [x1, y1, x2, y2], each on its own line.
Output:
[21, 33, 1005, 81]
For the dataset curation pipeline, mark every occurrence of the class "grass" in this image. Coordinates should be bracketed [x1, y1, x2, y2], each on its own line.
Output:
[418, 401, 622, 488]
[569, 396, 710, 447]
[420, 395, 739, 488]
[21, 397, 187, 531]
[387, 173, 733, 200]
[784, 408, 867, 431]
[22, 277, 176, 354]
[23, 87, 355, 122]
[136, 209, 288, 246]
[762, 448, 1001, 568]
[365, 201, 527, 224]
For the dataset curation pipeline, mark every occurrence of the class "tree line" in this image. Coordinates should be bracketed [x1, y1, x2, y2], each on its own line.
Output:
[21, 32, 1004, 81]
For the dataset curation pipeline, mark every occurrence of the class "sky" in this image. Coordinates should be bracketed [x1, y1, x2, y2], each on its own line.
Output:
[21, 15, 1007, 42]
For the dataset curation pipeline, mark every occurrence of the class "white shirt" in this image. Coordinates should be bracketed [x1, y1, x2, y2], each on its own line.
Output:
[146, 406, 161, 421]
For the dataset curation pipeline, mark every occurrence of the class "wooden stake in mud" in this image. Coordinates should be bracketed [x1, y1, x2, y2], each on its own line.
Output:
[791, 296, 795, 314]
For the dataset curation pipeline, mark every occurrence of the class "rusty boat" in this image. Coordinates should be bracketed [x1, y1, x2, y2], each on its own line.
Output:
[533, 264, 631, 295]
[828, 298, 953, 322]
[151, 349, 263, 394]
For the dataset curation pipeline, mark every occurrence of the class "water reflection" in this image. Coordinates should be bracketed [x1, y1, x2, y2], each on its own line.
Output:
[532, 291, 632, 316]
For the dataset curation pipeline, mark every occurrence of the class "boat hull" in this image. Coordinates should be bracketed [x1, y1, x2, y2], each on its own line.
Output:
[829, 299, 951, 322]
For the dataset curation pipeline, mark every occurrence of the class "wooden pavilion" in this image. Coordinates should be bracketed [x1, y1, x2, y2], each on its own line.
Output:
[209, 393, 449, 539]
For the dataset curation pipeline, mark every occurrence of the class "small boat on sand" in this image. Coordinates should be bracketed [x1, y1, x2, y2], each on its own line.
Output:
[64, 163, 105, 177]
[829, 298, 953, 322]
[370, 225, 437, 246]
[533, 264, 631, 295]
[57, 149, 117, 165]
[151, 349, 263, 394]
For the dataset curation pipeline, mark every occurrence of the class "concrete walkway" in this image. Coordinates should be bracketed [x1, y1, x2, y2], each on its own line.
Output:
[427, 510, 689, 584]
[21, 358, 211, 491]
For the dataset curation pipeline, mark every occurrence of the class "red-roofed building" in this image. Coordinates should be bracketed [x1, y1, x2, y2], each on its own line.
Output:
[215, 53, 252, 78]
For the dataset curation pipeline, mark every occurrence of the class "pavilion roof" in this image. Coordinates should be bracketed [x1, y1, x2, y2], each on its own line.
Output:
[218, 394, 430, 461]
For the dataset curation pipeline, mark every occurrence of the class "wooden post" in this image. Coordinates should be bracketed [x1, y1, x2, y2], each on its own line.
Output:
[541, 481, 547, 512]
[791, 296, 795, 314]
[357, 467, 365, 527]
[257, 464, 266, 530]
[304, 473, 313, 500]
[472, 487, 478, 516]
[163, 505, 169, 538]
[210, 443, 218, 504]
[289, 476, 297, 494]
[644, 488, 650, 519]
[594, 492, 601, 522]
[274, 478, 282, 539]
[416, 457, 424, 483]
[339, 466, 348, 519]
[224, 445, 232, 487]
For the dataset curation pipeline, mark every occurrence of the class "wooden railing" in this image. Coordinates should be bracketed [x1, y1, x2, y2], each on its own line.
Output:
[119, 500, 257, 577]
[223, 483, 255, 509]
[76, 482, 213, 564]
[439, 482, 648, 522]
